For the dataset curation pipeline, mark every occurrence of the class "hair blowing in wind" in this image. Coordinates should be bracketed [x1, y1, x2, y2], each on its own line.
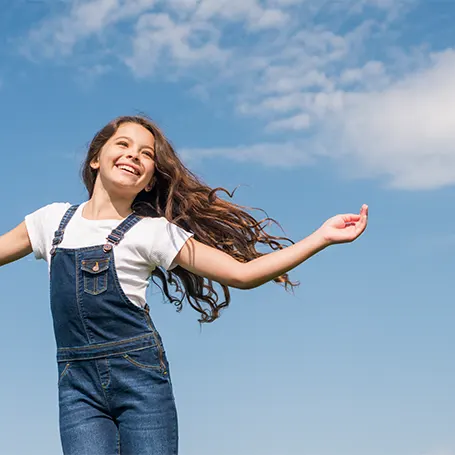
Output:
[81, 115, 297, 323]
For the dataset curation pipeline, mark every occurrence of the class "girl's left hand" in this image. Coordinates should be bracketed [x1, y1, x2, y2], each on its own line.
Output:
[318, 204, 368, 245]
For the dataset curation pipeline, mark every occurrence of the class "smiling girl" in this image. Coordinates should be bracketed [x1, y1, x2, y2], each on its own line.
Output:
[0, 115, 368, 455]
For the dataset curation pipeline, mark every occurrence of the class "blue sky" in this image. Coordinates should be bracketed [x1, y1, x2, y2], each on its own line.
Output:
[1, 1, 454, 454]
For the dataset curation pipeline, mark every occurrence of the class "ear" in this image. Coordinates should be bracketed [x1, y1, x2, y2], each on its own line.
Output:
[90, 159, 100, 170]
[145, 181, 154, 192]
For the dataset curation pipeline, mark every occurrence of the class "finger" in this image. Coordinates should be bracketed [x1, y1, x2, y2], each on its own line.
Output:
[341, 214, 361, 223]
[356, 215, 368, 235]
[360, 204, 368, 216]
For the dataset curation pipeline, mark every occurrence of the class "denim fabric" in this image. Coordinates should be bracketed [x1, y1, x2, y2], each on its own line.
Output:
[50, 205, 178, 455]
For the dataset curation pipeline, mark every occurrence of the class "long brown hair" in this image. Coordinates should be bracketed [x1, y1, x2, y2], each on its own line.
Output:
[81, 115, 297, 323]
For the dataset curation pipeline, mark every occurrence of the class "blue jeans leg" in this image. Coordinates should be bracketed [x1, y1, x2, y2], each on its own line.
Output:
[58, 361, 119, 455]
[109, 348, 178, 455]
[57, 347, 178, 455]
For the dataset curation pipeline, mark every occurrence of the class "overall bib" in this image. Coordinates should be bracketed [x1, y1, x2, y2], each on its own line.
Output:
[50, 205, 178, 455]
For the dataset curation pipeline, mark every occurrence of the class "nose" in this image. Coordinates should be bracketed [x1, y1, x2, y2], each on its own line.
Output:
[126, 148, 140, 161]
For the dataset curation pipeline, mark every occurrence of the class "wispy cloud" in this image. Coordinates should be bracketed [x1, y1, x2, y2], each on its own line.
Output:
[19, 0, 455, 190]
[180, 141, 318, 167]
[125, 12, 229, 77]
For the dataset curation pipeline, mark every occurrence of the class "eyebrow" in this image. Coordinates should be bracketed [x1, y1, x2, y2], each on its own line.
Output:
[116, 136, 155, 152]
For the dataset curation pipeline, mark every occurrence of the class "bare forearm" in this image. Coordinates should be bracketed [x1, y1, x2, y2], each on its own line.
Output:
[0, 222, 33, 267]
[239, 230, 329, 289]
[176, 205, 367, 289]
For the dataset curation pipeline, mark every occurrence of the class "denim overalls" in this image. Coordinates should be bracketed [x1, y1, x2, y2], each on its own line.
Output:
[50, 205, 178, 455]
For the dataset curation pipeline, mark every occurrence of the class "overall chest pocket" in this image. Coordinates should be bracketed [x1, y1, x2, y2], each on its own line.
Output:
[81, 258, 110, 295]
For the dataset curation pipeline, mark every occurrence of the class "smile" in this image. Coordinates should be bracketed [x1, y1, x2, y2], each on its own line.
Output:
[116, 164, 140, 176]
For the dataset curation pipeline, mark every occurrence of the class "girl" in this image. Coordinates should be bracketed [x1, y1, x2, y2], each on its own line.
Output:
[0, 115, 368, 455]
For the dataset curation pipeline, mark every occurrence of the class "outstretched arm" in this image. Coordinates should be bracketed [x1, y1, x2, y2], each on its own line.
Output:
[0, 222, 33, 267]
[174, 204, 368, 289]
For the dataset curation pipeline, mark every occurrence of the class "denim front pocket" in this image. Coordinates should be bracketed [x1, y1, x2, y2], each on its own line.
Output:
[81, 258, 109, 295]
[122, 345, 168, 375]
[58, 362, 71, 386]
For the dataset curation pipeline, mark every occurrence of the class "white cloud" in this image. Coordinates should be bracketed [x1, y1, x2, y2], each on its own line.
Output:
[20, 0, 455, 190]
[327, 49, 455, 189]
[242, 91, 346, 119]
[193, 0, 289, 29]
[339, 61, 390, 89]
[23, 0, 157, 58]
[253, 8, 289, 29]
[231, 48, 455, 189]
[267, 113, 311, 131]
[23, 0, 289, 60]
[261, 68, 334, 94]
[125, 13, 229, 77]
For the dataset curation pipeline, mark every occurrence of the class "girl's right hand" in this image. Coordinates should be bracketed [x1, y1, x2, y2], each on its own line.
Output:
[317, 204, 369, 246]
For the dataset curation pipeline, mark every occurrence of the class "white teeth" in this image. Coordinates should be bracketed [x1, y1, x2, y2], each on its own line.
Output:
[117, 165, 139, 175]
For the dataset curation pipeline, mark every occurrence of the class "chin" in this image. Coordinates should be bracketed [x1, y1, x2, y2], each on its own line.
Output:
[108, 180, 141, 196]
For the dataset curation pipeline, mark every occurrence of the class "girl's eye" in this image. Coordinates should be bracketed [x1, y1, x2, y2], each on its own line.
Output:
[143, 151, 154, 158]
[118, 141, 128, 147]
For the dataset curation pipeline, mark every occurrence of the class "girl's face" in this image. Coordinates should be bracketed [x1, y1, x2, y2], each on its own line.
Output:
[91, 123, 156, 197]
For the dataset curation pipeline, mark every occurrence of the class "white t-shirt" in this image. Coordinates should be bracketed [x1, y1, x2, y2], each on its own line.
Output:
[25, 202, 193, 308]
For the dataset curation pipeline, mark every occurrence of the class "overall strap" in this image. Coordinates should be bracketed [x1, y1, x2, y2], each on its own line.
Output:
[50, 204, 80, 255]
[102, 214, 143, 253]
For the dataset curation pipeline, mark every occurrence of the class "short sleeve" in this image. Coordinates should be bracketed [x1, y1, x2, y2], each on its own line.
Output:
[150, 219, 193, 271]
[24, 203, 71, 261]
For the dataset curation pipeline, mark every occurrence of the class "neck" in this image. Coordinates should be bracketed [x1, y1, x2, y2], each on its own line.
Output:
[83, 186, 135, 221]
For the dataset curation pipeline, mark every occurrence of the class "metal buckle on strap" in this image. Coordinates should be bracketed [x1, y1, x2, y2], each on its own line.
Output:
[51, 230, 64, 255]
[107, 228, 124, 245]
[52, 231, 64, 245]
[103, 243, 113, 253]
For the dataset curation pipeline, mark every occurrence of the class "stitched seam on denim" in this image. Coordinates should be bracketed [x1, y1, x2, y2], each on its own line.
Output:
[59, 205, 79, 230]
[83, 273, 108, 295]
[81, 258, 110, 273]
[104, 214, 141, 245]
[142, 305, 166, 371]
[102, 358, 111, 389]
[49, 252, 54, 319]
[52, 244, 111, 253]
[51, 205, 79, 248]
[58, 333, 156, 351]
[117, 429, 121, 455]
[81, 257, 109, 294]
[151, 330, 166, 372]
[146, 320, 166, 372]
[172, 402, 178, 455]
[122, 354, 161, 370]
[110, 249, 152, 319]
[94, 359, 113, 413]
[57, 345, 158, 362]
[109, 214, 142, 239]
[58, 362, 71, 386]
[56, 205, 79, 234]
[143, 309, 154, 331]
[75, 250, 94, 344]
